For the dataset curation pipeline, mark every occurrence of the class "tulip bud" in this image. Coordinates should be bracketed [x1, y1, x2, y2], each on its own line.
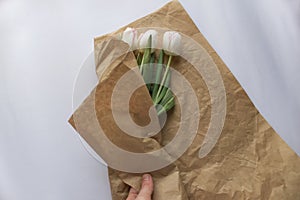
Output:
[138, 30, 158, 53]
[121, 27, 139, 50]
[163, 31, 181, 56]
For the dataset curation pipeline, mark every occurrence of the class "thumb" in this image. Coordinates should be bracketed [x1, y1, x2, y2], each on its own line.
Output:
[137, 174, 153, 200]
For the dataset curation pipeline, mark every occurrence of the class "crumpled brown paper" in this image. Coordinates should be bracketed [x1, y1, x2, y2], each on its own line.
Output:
[69, 1, 300, 199]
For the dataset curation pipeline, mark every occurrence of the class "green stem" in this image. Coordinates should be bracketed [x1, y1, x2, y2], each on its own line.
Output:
[156, 72, 170, 103]
[160, 89, 173, 106]
[155, 55, 172, 103]
[140, 54, 145, 74]
[157, 96, 175, 115]
[140, 35, 152, 75]
[148, 54, 155, 92]
[152, 50, 164, 100]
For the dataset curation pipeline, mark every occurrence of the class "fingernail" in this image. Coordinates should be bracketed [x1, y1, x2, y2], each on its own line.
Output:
[143, 174, 150, 181]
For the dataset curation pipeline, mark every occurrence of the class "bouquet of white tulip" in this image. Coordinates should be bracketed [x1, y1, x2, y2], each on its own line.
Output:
[121, 28, 182, 116]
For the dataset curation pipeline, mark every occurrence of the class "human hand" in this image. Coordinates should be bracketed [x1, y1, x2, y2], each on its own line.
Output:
[126, 174, 153, 200]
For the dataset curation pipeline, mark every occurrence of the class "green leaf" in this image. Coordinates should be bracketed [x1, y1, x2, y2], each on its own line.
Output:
[136, 52, 142, 66]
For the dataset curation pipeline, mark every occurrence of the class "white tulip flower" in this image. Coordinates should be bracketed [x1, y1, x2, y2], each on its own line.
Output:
[138, 30, 158, 53]
[121, 27, 139, 50]
[163, 31, 181, 56]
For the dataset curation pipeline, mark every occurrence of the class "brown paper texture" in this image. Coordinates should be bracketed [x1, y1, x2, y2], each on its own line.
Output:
[69, 1, 300, 199]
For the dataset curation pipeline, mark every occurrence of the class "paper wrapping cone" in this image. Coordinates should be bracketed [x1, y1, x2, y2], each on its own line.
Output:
[69, 1, 300, 199]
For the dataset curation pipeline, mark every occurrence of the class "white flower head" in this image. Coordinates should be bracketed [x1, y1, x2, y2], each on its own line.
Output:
[138, 29, 158, 53]
[121, 27, 139, 50]
[163, 31, 182, 56]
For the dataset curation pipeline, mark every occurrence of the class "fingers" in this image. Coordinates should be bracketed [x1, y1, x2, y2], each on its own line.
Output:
[136, 174, 153, 200]
[126, 187, 138, 200]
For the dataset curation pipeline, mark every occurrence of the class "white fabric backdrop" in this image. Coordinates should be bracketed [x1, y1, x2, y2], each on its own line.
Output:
[0, 0, 299, 199]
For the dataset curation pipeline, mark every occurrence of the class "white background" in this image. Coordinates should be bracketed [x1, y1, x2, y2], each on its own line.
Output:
[0, 0, 299, 199]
